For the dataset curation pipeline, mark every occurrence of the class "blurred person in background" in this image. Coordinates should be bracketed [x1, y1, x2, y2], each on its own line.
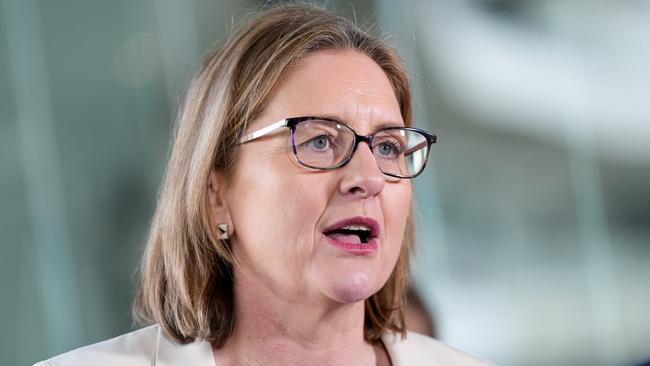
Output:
[33, 4, 492, 365]
[404, 287, 436, 338]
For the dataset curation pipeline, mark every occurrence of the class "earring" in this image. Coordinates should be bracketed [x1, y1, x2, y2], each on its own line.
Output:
[217, 223, 230, 240]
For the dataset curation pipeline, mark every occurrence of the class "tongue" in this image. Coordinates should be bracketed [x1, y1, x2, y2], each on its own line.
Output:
[326, 232, 362, 244]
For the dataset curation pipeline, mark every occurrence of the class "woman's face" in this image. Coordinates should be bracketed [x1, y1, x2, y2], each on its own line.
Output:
[222, 50, 411, 305]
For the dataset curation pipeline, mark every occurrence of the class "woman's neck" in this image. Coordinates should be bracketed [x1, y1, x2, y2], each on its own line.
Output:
[212, 269, 391, 366]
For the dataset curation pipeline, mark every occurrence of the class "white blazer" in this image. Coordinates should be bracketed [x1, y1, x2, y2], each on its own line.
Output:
[34, 325, 494, 365]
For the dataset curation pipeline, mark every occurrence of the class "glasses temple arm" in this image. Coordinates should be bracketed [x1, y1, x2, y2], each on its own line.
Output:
[239, 119, 288, 143]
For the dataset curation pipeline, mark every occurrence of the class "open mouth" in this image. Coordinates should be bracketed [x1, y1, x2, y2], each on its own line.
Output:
[323, 218, 379, 245]
[325, 226, 373, 243]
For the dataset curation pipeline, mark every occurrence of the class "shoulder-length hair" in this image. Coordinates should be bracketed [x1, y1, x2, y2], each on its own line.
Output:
[133, 3, 414, 347]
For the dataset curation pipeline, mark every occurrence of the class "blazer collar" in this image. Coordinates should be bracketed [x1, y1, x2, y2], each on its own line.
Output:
[155, 327, 216, 366]
[155, 326, 406, 366]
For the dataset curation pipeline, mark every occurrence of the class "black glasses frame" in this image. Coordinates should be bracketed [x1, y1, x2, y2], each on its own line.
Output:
[285, 117, 437, 179]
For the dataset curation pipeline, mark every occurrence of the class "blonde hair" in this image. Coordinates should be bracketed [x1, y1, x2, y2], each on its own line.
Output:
[133, 3, 414, 347]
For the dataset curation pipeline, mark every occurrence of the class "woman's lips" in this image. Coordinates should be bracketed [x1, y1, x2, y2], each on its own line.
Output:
[322, 217, 380, 238]
[322, 216, 381, 254]
[325, 234, 378, 254]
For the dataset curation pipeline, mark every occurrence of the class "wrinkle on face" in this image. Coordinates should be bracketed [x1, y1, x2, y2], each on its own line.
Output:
[256, 50, 403, 133]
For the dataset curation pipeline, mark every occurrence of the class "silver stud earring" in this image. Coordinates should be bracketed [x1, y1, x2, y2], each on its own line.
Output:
[217, 223, 230, 240]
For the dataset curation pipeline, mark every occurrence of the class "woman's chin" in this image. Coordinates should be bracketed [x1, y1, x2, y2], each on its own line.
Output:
[325, 271, 380, 304]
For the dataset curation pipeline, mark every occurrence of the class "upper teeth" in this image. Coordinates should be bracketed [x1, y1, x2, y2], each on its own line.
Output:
[341, 225, 371, 232]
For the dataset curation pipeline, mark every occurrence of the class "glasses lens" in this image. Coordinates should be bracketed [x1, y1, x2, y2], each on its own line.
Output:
[372, 129, 429, 177]
[292, 119, 355, 168]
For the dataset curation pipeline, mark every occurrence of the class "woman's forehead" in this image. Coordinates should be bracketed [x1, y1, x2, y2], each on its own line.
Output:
[260, 50, 403, 130]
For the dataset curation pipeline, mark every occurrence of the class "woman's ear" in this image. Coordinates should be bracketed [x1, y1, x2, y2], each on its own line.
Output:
[208, 168, 234, 237]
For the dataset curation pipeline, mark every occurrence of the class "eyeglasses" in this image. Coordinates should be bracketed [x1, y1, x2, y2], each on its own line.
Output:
[239, 116, 437, 179]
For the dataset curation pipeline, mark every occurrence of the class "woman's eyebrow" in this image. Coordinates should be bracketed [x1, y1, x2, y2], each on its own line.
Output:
[314, 114, 405, 129]
[314, 113, 345, 122]
[374, 121, 405, 129]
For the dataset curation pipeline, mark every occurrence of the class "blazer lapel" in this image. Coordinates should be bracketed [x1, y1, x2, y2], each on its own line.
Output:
[155, 327, 216, 366]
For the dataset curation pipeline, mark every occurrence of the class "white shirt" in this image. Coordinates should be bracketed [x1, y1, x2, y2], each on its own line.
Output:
[34, 325, 494, 365]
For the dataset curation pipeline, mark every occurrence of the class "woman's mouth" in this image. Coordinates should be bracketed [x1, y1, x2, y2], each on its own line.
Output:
[323, 218, 380, 254]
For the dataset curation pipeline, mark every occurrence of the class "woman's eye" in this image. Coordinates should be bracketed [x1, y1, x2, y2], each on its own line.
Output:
[306, 135, 330, 150]
[376, 141, 401, 157]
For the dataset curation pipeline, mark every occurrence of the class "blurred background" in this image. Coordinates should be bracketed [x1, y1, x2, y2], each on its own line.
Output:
[1, 0, 649, 365]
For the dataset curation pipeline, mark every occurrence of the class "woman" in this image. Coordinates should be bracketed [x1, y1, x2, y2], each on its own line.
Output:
[35, 4, 492, 366]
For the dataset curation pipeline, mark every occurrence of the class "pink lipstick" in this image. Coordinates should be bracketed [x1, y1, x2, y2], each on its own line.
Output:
[322, 217, 380, 254]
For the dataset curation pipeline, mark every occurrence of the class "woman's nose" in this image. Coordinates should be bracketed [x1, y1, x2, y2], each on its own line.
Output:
[338, 143, 386, 198]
